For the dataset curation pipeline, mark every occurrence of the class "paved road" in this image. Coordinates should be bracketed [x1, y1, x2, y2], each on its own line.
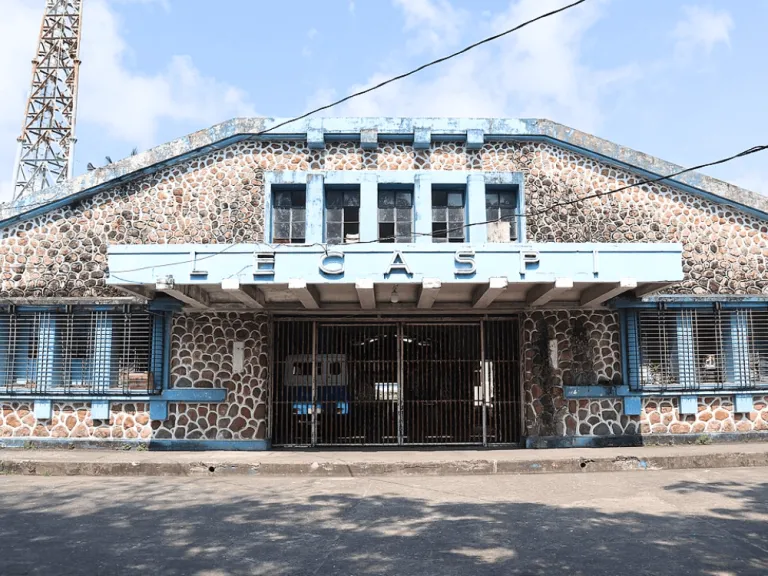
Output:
[1, 468, 766, 575]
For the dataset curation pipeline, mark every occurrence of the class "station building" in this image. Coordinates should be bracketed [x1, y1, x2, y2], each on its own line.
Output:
[0, 117, 767, 449]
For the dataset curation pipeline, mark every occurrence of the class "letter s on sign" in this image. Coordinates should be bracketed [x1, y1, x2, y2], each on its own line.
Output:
[454, 250, 476, 275]
[319, 251, 345, 275]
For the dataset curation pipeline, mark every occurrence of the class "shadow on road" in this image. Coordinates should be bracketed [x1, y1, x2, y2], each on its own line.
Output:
[0, 475, 766, 575]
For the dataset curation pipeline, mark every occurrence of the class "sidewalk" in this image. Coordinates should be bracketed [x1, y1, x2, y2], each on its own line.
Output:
[1, 443, 768, 477]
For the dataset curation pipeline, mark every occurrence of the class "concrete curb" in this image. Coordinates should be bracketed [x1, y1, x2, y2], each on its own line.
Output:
[2, 451, 767, 477]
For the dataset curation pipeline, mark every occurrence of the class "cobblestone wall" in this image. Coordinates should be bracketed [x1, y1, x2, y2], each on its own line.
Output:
[1, 138, 767, 443]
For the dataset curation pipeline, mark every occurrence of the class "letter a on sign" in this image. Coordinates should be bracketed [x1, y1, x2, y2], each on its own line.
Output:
[385, 251, 413, 277]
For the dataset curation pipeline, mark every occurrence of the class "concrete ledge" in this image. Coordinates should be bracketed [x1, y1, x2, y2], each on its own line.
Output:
[527, 432, 768, 449]
[1, 443, 767, 477]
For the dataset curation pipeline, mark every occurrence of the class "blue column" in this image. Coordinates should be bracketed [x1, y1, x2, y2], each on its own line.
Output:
[414, 173, 432, 244]
[359, 173, 378, 243]
[623, 310, 641, 390]
[306, 173, 325, 244]
[90, 314, 113, 392]
[675, 312, 697, 389]
[725, 310, 750, 388]
[0, 316, 9, 388]
[467, 174, 486, 243]
[35, 314, 59, 391]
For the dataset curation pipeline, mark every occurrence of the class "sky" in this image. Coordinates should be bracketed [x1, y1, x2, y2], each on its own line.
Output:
[1, 0, 767, 202]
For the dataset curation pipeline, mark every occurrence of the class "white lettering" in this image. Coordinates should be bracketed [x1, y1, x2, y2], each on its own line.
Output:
[319, 250, 345, 275]
[454, 250, 476, 275]
[253, 252, 275, 276]
[520, 250, 540, 275]
[385, 251, 413, 276]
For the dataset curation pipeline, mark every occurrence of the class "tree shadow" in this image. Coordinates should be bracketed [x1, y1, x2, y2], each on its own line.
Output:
[0, 475, 766, 576]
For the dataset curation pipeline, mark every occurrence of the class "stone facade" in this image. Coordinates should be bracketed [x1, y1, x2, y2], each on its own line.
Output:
[1, 135, 767, 445]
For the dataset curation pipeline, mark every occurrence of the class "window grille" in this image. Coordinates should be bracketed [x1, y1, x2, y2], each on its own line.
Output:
[0, 309, 162, 395]
[325, 186, 360, 244]
[273, 186, 306, 244]
[378, 187, 413, 243]
[432, 186, 465, 243]
[630, 307, 768, 391]
[485, 185, 518, 242]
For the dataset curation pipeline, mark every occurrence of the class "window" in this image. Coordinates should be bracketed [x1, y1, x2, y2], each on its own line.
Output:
[378, 187, 413, 243]
[325, 186, 360, 244]
[432, 186, 465, 243]
[485, 185, 518, 242]
[628, 307, 768, 391]
[272, 186, 306, 244]
[0, 309, 162, 394]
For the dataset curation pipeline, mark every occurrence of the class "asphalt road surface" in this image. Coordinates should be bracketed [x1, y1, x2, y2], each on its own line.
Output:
[1, 467, 766, 575]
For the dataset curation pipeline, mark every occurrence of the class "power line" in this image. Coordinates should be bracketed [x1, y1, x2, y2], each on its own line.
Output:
[0, 1, 589, 221]
[257, 0, 588, 136]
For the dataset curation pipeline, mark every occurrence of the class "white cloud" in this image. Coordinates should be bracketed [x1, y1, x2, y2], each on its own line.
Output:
[78, 0, 255, 148]
[392, 0, 467, 54]
[0, 0, 254, 202]
[673, 5, 733, 58]
[318, 0, 637, 133]
[349, 0, 356, 13]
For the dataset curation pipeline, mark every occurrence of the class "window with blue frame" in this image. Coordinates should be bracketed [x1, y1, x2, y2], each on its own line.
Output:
[626, 306, 768, 391]
[0, 308, 164, 395]
[272, 185, 306, 244]
[378, 186, 413, 243]
[431, 186, 465, 243]
[485, 185, 518, 242]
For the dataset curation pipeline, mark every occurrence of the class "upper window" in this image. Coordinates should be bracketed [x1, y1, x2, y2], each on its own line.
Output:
[485, 185, 518, 242]
[273, 186, 306, 244]
[325, 186, 360, 245]
[629, 307, 768, 391]
[432, 186, 465, 243]
[378, 187, 413, 243]
[0, 309, 161, 395]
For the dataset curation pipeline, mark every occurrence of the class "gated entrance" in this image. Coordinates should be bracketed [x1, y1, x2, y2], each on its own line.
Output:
[271, 317, 521, 447]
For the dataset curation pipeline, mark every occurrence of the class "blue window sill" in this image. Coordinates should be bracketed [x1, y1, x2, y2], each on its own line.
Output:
[564, 385, 768, 399]
[0, 388, 227, 404]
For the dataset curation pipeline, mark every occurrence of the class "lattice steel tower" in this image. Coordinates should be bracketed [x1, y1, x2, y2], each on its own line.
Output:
[12, 0, 83, 202]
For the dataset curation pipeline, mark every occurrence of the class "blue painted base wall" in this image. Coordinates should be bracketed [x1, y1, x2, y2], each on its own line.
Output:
[0, 438, 270, 451]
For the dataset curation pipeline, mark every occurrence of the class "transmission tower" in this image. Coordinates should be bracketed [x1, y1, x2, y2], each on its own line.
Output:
[12, 0, 83, 202]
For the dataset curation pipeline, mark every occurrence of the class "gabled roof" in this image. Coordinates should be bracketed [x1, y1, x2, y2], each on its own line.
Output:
[1, 117, 767, 228]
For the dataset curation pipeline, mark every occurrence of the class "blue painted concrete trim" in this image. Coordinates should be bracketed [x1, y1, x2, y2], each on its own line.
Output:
[466, 129, 484, 150]
[147, 439, 270, 451]
[679, 396, 698, 415]
[623, 396, 642, 415]
[0, 388, 226, 404]
[359, 173, 378, 242]
[414, 173, 431, 243]
[149, 400, 168, 421]
[163, 389, 227, 402]
[735, 394, 754, 413]
[413, 127, 431, 149]
[466, 174, 486, 242]
[306, 173, 324, 243]
[564, 386, 615, 398]
[0, 438, 271, 451]
[4, 117, 765, 230]
[615, 297, 768, 310]
[91, 400, 110, 419]
[148, 296, 184, 311]
[108, 242, 683, 286]
[33, 400, 52, 420]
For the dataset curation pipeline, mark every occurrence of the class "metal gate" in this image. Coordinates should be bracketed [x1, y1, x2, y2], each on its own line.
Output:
[271, 318, 521, 447]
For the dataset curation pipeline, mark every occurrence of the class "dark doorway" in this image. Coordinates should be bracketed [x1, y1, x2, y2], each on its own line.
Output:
[271, 317, 521, 447]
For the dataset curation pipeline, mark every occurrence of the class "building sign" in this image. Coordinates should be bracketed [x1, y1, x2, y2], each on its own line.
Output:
[253, 248, 542, 278]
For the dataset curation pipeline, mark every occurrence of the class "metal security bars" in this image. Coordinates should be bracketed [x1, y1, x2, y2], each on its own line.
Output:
[0, 309, 162, 395]
[271, 317, 521, 447]
[631, 307, 768, 391]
